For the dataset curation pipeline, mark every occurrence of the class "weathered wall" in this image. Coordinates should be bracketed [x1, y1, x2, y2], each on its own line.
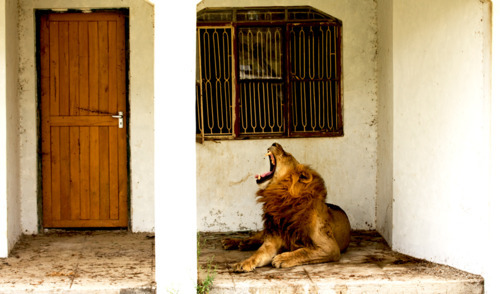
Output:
[390, 0, 491, 275]
[197, 0, 379, 231]
[489, 1, 500, 292]
[0, 0, 21, 257]
[17, 0, 155, 233]
[376, 0, 393, 246]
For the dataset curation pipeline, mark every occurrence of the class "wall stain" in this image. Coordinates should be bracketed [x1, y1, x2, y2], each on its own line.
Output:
[228, 173, 253, 186]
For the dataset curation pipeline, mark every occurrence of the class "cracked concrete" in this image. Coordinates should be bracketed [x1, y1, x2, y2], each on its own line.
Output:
[0, 230, 155, 293]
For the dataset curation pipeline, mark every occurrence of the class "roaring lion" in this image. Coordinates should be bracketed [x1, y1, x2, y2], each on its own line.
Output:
[223, 143, 351, 272]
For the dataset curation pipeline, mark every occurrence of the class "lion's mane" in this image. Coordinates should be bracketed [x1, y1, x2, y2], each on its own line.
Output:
[257, 164, 327, 251]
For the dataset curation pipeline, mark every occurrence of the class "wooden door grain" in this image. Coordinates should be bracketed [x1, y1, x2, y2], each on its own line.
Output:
[40, 12, 127, 228]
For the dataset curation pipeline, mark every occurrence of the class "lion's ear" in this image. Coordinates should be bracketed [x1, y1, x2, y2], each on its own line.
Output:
[299, 171, 312, 183]
[297, 166, 312, 183]
[288, 169, 313, 197]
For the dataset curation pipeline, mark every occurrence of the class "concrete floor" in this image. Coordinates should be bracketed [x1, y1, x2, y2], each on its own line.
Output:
[0, 230, 155, 293]
[198, 231, 484, 294]
[0, 230, 484, 293]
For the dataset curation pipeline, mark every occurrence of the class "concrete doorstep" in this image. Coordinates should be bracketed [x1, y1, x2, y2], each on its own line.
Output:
[0, 231, 156, 294]
[198, 231, 484, 294]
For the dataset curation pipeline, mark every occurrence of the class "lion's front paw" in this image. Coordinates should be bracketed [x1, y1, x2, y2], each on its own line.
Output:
[232, 260, 256, 272]
[272, 252, 297, 268]
[221, 238, 241, 250]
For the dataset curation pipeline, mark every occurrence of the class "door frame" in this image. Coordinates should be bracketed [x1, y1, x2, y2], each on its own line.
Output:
[36, 9, 131, 230]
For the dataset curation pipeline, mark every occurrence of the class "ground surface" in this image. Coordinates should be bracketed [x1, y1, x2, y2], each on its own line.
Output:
[0, 230, 155, 293]
[198, 230, 484, 294]
[0, 230, 484, 293]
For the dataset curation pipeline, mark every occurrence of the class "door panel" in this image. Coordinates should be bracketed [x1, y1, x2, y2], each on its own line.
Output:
[40, 12, 127, 228]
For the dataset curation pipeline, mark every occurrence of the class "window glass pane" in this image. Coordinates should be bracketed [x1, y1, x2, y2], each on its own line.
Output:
[288, 8, 329, 20]
[238, 27, 282, 80]
[236, 9, 285, 22]
[197, 10, 233, 22]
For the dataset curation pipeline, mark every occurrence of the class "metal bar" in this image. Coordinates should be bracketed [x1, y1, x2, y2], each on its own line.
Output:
[196, 28, 204, 141]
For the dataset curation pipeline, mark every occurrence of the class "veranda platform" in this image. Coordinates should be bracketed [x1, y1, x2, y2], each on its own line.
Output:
[198, 231, 483, 294]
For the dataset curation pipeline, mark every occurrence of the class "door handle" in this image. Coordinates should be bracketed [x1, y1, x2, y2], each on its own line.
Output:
[111, 111, 124, 128]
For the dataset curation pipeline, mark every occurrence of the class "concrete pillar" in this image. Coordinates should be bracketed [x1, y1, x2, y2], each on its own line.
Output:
[0, 0, 20, 258]
[0, 0, 8, 258]
[154, 1, 198, 293]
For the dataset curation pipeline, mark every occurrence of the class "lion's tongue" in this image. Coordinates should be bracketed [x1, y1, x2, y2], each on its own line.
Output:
[255, 171, 273, 179]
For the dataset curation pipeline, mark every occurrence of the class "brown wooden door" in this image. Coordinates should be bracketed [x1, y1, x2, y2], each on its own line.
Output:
[40, 12, 128, 228]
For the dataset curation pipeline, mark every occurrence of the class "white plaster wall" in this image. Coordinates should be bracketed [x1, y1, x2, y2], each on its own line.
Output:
[197, 0, 378, 231]
[376, 0, 393, 245]
[0, 0, 21, 257]
[18, 0, 155, 233]
[488, 1, 500, 292]
[391, 0, 491, 275]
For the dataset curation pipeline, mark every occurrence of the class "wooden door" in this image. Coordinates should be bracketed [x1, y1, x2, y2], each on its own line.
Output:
[40, 12, 128, 228]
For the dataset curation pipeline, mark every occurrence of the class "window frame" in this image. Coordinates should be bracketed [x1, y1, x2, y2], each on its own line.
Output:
[196, 6, 343, 142]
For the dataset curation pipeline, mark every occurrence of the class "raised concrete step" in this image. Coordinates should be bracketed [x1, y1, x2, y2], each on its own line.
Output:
[0, 231, 156, 293]
[198, 231, 483, 294]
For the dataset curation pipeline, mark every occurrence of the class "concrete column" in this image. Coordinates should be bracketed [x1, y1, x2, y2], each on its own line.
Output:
[0, 0, 8, 258]
[154, 1, 198, 293]
[0, 0, 20, 259]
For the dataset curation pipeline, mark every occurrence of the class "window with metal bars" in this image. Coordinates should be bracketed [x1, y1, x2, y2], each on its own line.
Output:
[196, 7, 342, 141]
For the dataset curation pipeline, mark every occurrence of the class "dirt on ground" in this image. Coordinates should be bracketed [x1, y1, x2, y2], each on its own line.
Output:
[0, 230, 156, 293]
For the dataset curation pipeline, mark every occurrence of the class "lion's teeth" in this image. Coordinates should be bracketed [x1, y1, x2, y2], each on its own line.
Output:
[266, 151, 272, 156]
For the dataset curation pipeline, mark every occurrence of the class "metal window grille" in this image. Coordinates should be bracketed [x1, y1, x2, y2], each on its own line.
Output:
[238, 27, 284, 135]
[196, 7, 343, 141]
[196, 27, 233, 138]
[289, 24, 340, 134]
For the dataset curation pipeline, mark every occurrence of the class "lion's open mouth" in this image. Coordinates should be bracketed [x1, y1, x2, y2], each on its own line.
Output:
[255, 151, 276, 184]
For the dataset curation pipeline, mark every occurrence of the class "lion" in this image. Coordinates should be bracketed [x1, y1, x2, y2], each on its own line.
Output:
[222, 143, 351, 272]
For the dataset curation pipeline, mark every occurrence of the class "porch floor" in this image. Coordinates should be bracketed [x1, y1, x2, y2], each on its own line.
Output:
[198, 231, 484, 294]
[0, 230, 155, 293]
